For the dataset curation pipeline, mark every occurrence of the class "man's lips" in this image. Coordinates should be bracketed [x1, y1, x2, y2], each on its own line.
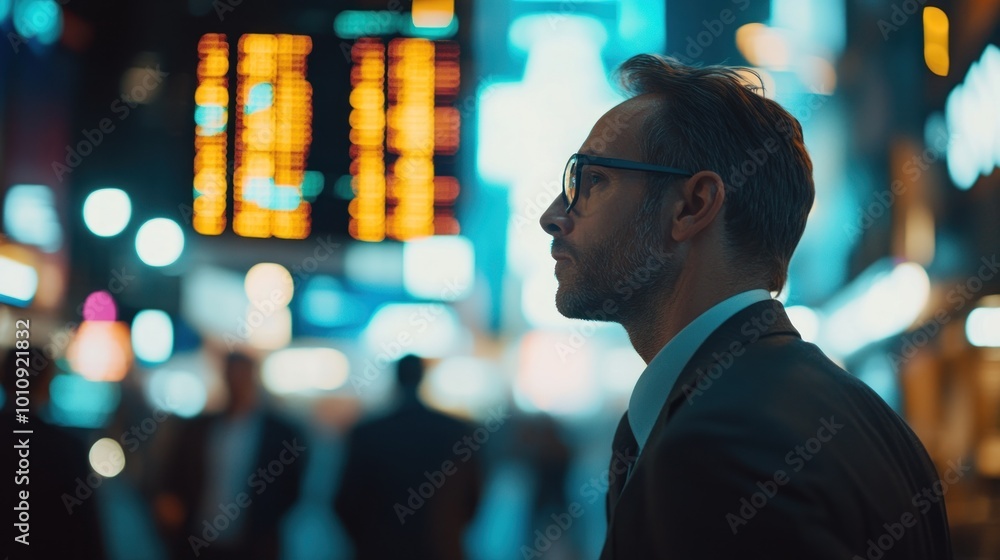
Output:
[551, 241, 575, 261]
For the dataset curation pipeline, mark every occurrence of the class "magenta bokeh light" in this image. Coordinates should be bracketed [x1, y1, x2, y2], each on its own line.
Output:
[82, 290, 118, 322]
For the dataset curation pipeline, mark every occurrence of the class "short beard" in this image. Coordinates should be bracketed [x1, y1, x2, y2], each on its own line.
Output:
[555, 201, 678, 324]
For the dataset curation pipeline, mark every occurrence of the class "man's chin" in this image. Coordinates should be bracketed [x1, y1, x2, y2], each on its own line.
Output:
[553, 286, 578, 318]
[554, 287, 610, 321]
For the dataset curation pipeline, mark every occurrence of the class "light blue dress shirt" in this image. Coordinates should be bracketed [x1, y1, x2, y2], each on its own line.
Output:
[627, 289, 772, 456]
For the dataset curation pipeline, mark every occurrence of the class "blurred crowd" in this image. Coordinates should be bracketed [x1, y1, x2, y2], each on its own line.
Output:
[2, 346, 588, 560]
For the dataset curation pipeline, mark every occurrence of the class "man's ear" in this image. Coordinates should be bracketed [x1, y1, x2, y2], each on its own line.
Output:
[669, 171, 725, 242]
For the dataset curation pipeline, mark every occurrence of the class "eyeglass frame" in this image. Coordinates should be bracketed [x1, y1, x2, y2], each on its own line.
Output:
[562, 153, 695, 213]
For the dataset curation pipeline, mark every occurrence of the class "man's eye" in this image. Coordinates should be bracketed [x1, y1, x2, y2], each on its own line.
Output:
[589, 173, 603, 185]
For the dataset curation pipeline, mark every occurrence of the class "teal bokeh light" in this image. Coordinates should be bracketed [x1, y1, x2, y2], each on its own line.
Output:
[194, 104, 227, 135]
[246, 82, 274, 114]
[0, 0, 12, 25]
[12, 0, 63, 46]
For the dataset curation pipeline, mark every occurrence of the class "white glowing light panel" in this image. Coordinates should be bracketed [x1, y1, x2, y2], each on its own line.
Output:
[131, 310, 174, 364]
[262, 347, 350, 394]
[967, 306, 1000, 347]
[0, 256, 39, 306]
[946, 44, 1000, 190]
[403, 235, 474, 300]
[4, 184, 62, 251]
[83, 188, 131, 238]
[135, 218, 184, 267]
[348, 37, 461, 241]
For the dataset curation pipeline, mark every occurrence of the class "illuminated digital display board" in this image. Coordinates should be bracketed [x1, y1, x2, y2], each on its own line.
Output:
[233, 34, 313, 239]
[349, 37, 461, 242]
[194, 33, 314, 239]
[193, 33, 229, 235]
[193, 12, 461, 243]
[349, 38, 387, 242]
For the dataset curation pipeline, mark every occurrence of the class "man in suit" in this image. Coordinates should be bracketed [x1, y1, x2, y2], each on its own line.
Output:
[335, 354, 483, 560]
[157, 352, 306, 559]
[538, 54, 953, 559]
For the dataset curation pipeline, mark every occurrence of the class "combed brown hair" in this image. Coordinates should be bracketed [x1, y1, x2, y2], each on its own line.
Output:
[616, 54, 815, 292]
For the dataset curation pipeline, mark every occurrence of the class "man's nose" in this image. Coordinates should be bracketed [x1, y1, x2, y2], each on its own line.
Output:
[539, 195, 572, 237]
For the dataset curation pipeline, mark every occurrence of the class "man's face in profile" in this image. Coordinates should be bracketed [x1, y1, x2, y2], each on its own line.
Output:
[541, 96, 678, 322]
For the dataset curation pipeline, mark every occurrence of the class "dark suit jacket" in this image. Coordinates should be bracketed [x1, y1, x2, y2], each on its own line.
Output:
[162, 411, 306, 559]
[601, 300, 953, 559]
[335, 398, 483, 560]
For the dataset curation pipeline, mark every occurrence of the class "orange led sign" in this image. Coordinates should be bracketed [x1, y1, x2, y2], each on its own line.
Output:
[348, 37, 461, 241]
[194, 33, 314, 239]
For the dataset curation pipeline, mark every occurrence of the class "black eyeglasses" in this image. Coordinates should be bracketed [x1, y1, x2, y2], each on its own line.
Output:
[562, 153, 694, 213]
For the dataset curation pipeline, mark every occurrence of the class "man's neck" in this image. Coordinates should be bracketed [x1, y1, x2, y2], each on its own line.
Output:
[622, 270, 766, 364]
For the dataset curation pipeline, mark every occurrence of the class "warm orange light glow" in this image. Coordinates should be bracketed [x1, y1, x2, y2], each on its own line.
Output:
[195, 84, 227, 106]
[67, 322, 133, 382]
[194, 33, 229, 235]
[434, 107, 460, 155]
[923, 7, 949, 76]
[735, 23, 790, 70]
[434, 176, 460, 202]
[434, 41, 461, 100]
[348, 38, 461, 242]
[387, 38, 436, 240]
[273, 34, 313, 240]
[412, 0, 455, 29]
[349, 39, 388, 242]
[433, 213, 460, 235]
[233, 33, 313, 239]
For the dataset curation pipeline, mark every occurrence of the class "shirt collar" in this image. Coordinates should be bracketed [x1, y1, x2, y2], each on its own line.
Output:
[627, 289, 772, 453]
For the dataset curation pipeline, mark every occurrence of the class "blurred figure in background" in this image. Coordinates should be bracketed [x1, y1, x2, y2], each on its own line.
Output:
[335, 354, 483, 560]
[515, 414, 577, 560]
[2, 347, 106, 559]
[156, 352, 306, 560]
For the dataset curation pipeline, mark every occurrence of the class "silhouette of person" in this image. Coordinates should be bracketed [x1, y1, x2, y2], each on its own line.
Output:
[335, 354, 483, 560]
[2, 346, 107, 559]
[156, 351, 306, 560]
[517, 415, 571, 527]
